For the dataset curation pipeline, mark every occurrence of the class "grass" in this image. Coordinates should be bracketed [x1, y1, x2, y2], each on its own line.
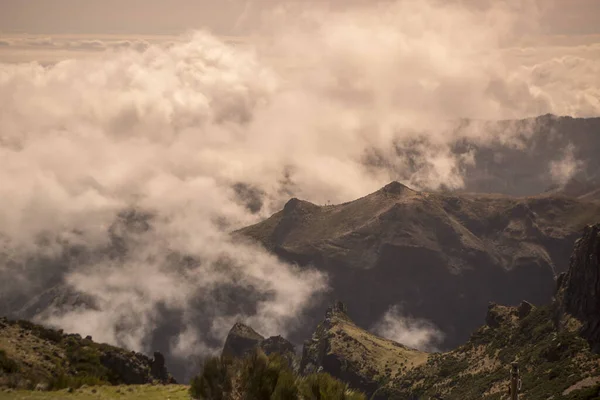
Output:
[0, 385, 190, 400]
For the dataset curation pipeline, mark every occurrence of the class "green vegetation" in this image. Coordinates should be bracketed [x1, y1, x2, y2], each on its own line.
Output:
[0, 384, 190, 399]
[1, 349, 20, 374]
[1, 318, 169, 391]
[190, 356, 233, 400]
[190, 350, 366, 400]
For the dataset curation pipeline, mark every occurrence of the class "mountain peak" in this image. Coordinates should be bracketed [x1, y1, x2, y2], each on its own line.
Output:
[325, 300, 349, 320]
[282, 197, 319, 214]
[380, 181, 414, 195]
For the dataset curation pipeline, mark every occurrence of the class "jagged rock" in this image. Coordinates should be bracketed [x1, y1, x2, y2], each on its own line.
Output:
[222, 322, 265, 359]
[150, 352, 169, 382]
[485, 303, 503, 328]
[517, 301, 534, 319]
[260, 335, 295, 357]
[557, 224, 600, 351]
[220, 322, 298, 370]
[100, 351, 153, 385]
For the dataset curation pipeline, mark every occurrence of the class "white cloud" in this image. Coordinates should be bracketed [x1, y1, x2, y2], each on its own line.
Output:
[372, 305, 445, 352]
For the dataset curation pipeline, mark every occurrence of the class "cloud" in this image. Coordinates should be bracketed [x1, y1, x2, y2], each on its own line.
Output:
[66, 39, 107, 50]
[0, 0, 599, 380]
[372, 305, 445, 352]
[23, 37, 55, 47]
[549, 143, 584, 184]
[109, 40, 150, 52]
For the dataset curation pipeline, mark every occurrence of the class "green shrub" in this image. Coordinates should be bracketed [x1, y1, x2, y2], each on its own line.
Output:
[240, 350, 283, 400]
[299, 373, 365, 400]
[0, 350, 19, 373]
[190, 355, 233, 400]
[271, 370, 299, 400]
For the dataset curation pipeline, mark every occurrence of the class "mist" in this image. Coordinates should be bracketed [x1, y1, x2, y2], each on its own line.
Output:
[1, 0, 599, 381]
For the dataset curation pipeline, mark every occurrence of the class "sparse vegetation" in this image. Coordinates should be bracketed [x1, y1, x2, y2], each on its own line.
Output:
[379, 305, 600, 400]
[189, 349, 366, 400]
[0, 350, 19, 374]
[0, 318, 173, 391]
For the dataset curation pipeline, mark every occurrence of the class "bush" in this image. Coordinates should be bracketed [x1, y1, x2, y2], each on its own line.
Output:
[190, 355, 233, 400]
[299, 373, 365, 400]
[270, 370, 298, 400]
[240, 350, 284, 400]
[0, 350, 19, 373]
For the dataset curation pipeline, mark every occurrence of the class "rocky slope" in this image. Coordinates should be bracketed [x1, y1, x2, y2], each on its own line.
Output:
[0, 318, 175, 390]
[237, 181, 600, 349]
[300, 301, 428, 398]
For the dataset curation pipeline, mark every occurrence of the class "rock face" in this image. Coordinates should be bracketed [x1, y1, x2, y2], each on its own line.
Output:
[300, 301, 428, 398]
[221, 322, 298, 369]
[238, 182, 600, 349]
[222, 322, 265, 359]
[557, 224, 600, 351]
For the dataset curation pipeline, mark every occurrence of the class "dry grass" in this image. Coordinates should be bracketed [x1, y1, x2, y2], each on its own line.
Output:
[326, 314, 429, 382]
[0, 385, 190, 400]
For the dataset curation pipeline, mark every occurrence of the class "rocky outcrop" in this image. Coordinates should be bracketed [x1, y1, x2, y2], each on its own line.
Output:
[557, 224, 600, 351]
[100, 351, 157, 384]
[222, 322, 265, 359]
[300, 301, 428, 398]
[221, 322, 298, 369]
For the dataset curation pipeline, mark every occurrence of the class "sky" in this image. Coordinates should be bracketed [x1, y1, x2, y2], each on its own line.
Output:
[1, 0, 599, 379]
[2, 0, 600, 36]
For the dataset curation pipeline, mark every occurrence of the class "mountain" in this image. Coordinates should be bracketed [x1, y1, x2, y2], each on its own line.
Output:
[237, 181, 600, 349]
[449, 115, 600, 196]
[0, 318, 175, 390]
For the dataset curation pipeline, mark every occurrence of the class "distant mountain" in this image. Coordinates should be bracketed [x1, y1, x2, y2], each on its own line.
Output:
[237, 181, 600, 350]
[445, 114, 600, 196]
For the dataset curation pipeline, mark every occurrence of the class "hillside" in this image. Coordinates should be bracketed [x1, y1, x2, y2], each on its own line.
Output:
[237, 181, 600, 349]
[300, 301, 428, 398]
[0, 318, 175, 390]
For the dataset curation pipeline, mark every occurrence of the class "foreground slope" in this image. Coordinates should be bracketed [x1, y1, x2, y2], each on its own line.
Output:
[0, 318, 175, 390]
[0, 385, 189, 400]
[237, 181, 600, 348]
